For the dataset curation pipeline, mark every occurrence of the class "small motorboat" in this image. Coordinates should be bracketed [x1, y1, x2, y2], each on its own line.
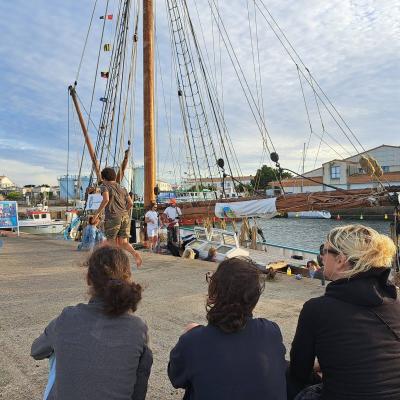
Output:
[287, 210, 331, 219]
[18, 205, 65, 234]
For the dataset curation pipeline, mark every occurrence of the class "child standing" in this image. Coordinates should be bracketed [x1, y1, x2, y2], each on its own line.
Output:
[77, 216, 104, 251]
[145, 203, 159, 252]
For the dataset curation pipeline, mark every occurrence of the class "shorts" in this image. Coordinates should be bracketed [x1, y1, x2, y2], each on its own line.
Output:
[104, 214, 130, 240]
[147, 228, 158, 238]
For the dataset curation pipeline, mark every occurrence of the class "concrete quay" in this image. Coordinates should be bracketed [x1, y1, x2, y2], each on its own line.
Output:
[0, 235, 325, 399]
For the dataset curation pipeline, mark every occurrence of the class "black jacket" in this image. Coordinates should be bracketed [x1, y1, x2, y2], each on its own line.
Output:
[168, 318, 287, 400]
[289, 268, 400, 400]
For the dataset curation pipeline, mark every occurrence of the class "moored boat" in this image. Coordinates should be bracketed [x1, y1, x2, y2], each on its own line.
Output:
[18, 206, 65, 234]
[287, 210, 331, 219]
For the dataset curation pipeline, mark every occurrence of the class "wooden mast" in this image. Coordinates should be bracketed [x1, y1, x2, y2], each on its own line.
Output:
[68, 85, 102, 183]
[143, 0, 156, 207]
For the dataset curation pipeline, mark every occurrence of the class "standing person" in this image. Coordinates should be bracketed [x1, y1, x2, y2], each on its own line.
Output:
[163, 198, 182, 243]
[93, 167, 142, 268]
[288, 224, 400, 400]
[31, 246, 153, 400]
[144, 203, 159, 252]
[168, 257, 287, 400]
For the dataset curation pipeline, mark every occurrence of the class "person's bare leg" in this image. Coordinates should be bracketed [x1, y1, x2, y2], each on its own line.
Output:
[152, 235, 158, 253]
[117, 237, 143, 268]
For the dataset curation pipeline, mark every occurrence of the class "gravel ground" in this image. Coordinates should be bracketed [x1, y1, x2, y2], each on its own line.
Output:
[0, 235, 325, 399]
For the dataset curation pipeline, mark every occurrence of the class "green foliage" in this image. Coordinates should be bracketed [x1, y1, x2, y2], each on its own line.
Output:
[236, 183, 253, 193]
[251, 165, 292, 190]
[187, 184, 217, 192]
[6, 191, 23, 201]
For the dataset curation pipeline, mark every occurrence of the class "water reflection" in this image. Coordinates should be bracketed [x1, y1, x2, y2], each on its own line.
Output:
[258, 218, 391, 251]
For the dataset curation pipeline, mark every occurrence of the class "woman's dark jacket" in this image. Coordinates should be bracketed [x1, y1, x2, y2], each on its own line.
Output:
[289, 268, 400, 400]
[31, 298, 152, 400]
[168, 318, 287, 400]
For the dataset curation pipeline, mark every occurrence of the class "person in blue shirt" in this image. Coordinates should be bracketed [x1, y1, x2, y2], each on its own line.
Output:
[77, 216, 104, 251]
[168, 257, 287, 400]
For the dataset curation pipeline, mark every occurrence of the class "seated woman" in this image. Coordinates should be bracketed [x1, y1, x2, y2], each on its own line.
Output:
[31, 246, 153, 400]
[306, 259, 322, 279]
[204, 247, 217, 262]
[182, 247, 196, 259]
[168, 257, 287, 400]
[288, 224, 400, 400]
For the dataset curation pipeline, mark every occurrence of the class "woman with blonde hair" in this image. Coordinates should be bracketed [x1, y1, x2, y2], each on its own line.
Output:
[288, 224, 400, 400]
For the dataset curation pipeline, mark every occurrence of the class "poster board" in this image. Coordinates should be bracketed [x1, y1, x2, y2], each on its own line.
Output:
[0, 201, 19, 235]
[86, 194, 103, 210]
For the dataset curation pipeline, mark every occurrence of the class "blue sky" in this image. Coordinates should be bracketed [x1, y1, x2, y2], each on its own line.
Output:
[0, 0, 398, 186]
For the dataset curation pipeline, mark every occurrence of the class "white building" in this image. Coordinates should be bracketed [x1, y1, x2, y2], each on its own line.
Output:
[184, 175, 253, 198]
[270, 145, 400, 193]
[132, 166, 173, 199]
[0, 176, 14, 188]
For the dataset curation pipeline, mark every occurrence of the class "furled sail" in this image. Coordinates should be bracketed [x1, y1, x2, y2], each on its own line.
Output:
[215, 198, 277, 219]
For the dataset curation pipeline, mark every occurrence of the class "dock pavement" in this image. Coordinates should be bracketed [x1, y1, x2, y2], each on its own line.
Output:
[0, 235, 325, 399]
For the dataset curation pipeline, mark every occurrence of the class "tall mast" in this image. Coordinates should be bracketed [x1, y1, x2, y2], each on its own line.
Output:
[143, 0, 156, 207]
[68, 85, 102, 183]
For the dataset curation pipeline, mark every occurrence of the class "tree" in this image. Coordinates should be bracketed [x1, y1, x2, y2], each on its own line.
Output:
[6, 191, 23, 201]
[251, 165, 292, 190]
[236, 183, 253, 193]
[187, 184, 217, 192]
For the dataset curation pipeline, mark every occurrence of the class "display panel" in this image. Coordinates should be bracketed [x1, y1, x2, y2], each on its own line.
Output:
[217, 245, 233, 255]
[209, 232, 223, 243]
[222, 233, 236, 246]
[189, 240, 206, 250]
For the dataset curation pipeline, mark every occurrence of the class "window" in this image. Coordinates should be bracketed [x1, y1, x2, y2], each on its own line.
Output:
[382, 166, 389, 173]
[331, 165, 341, 179]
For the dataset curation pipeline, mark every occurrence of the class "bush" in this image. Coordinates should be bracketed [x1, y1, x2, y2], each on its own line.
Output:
[6, 192, 23, 201]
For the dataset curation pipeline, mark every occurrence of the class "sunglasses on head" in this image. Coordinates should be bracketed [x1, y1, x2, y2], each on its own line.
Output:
[322, 247, 340, 256]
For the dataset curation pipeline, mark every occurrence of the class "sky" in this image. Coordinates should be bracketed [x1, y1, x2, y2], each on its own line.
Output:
[0, 0, 398, 186]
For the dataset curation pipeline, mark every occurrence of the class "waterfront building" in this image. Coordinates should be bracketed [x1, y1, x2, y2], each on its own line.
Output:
[0, 175, 14, 189]
[133, 166, 173, 200]
[58, 176, 91, 201]
[270, 144, 400, 193]
[183, 175, 253, 198]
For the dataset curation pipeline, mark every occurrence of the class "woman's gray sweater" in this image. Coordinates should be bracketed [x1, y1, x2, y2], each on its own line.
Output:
[31, 298, 152, 400]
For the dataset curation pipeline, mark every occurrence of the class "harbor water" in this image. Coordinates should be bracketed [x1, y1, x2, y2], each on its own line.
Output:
[258, 218, 392, 251]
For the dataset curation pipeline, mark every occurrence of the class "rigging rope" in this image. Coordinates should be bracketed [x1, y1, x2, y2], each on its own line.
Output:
[254, 0, 364, 155]
[207, 0, 276, 156]
[76, 0, 99, 83]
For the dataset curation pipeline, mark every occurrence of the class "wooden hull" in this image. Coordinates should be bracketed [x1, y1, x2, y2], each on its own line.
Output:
[166, 187, 398, 220]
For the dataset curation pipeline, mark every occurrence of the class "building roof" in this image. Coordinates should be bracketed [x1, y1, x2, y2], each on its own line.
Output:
[271, 172, 400, 187]
[269, 176, 323, 187]
[348, 171, 400, 184]
[343, 144, 400, 161]
[185, 175, 253, 183]
[322, 160, 359, 165]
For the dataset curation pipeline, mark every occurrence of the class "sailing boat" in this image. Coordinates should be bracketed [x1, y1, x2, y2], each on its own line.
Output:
[67, 0, 399, 227]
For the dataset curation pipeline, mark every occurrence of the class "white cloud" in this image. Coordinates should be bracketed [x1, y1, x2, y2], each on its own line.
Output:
[0, 0, 398, 185]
